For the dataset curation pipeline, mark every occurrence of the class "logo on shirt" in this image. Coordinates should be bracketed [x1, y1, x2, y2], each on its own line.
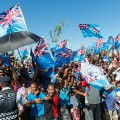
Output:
[0, 92, 15, 100]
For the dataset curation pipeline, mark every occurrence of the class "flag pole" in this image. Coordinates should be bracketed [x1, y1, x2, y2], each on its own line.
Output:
[17, 48, 22, 59]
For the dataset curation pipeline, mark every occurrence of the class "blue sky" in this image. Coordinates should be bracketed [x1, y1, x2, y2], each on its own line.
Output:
[0, 0, 120, 50]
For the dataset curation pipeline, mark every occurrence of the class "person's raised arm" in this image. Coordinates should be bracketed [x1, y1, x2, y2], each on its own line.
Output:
[90, 49, 94, 64]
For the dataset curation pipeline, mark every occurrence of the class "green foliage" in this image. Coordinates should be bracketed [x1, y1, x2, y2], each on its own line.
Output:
[50, 20, 64, 44]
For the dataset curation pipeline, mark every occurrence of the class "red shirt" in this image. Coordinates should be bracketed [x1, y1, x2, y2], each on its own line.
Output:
[53, 94, 59, 118]
[44, 94, 59, 119]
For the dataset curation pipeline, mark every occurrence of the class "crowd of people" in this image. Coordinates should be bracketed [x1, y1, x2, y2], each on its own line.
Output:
[0, 50, 120, 120]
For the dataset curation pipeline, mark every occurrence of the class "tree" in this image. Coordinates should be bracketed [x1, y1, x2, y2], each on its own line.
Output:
[50, 20, 64, 44]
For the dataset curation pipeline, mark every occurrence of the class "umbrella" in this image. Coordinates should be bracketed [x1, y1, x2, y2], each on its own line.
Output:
[0, 31, 41, 53]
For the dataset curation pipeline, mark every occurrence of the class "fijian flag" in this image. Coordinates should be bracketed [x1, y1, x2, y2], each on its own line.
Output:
[95, 38, 104, 48]
[77, 49, 86, 55]
[78, 24, 103, 38]
[20, 47, 29, 57]
[73, 49, 85, 62]
[0, 3, 27, 37]
[34, 38, 55, 70]
[58, 39, 68, 48]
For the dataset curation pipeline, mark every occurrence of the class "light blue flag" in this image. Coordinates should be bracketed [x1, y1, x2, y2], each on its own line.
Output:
[92, 42, 100, 55]
[20, 47, 29, 58]
[36, 53, 55, 70]
[55, 48, 72, 67]
[0, 4, 27, 37]
[107, 36, 114, 50]
[73, 49, 86, 62]
[78, 24, 103, 38]
[34, 38, 55, 70]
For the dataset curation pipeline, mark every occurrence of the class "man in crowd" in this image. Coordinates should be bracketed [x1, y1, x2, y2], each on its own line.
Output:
[84, 85, 102, 120]
[0, 76, 42, 120]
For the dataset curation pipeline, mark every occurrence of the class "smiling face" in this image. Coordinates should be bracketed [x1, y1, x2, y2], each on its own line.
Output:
[63, 79, 69, 88]
[47, 84, 55, 97]
[30, 83, 38, 94]
[112, 62, 118, 69]
[103, 64, 108, 71]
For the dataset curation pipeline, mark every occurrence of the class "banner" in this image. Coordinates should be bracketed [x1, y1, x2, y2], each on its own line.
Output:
[81, 62, 111, 90]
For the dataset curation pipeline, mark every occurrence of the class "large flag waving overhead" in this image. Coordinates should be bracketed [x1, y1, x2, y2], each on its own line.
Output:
[0, 3, 27, 37]
[55, 48, 72, 67]
[52, 39, 68, 57]
[54, 39, 68, 51]
[74, 49, 86, 62]
[34, 38, 55, 70]
[78, 24, 103, 38]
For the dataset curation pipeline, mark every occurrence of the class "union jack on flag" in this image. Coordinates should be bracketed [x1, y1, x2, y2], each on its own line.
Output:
[95, 38, 104, 44]
[22, 47, 27, 51]
[78, 24, 103, 38]
[92, 27, 98, 34]
[58, 39, 68, 48]
[62, 48, 72, 58]
[95, 38, 104, 48]
[78, 24, 89, 30]
[34, 38, 48, 57]
[77, 49, 85, 55]
[0, 4, 27, 37]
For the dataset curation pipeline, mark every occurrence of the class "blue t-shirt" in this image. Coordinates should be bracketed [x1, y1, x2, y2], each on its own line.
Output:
[59, 86, 71, 106]
[27, 92, 45, 117]
[103, 89, 118, 111]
